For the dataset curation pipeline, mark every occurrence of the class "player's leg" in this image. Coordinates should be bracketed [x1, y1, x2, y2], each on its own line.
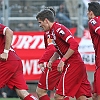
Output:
[36, 66, 50, 100]
[15, 88, 38, 100]
[54, 94, 69, 100]
[92, 94, 100, 100]
[36, 86, 50, 100]
[75, 67, 92, 100]
[93, 68, 100, 100]
[92, 93, 97, 100]
[77, 96, 87, 100]
[55, 63, 91, 100]
[97, 95, 100, 100]
[36, 60, 62, 100]
[6, 60, 38, 100]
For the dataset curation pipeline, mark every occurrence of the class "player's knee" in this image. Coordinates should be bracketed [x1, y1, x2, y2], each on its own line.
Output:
[36, 87, 47, 97]
[92, 93, 97, 100]
[15, 88, 29, 99]
[36, 87, 40, 95]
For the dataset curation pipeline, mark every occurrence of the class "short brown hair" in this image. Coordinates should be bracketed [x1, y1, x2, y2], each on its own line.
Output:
[36, 9, 55, 22]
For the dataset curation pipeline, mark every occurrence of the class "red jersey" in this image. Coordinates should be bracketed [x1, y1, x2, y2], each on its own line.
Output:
[0, 24, 20, 60]
[88, 16, 100, 68]
[38, 31, 57, 64]
[48, 22, 83, 63]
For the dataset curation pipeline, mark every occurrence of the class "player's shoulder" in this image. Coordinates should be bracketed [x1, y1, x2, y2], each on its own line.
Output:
[89, 18, 97, 26]
[54, 22, 67, 32]
[89, 17, 100, 26]
[54, 22, 71, 36]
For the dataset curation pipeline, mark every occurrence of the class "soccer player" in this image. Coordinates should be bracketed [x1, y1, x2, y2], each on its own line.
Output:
[36, 8, 92, 100]
[87, 2, 100, 100]
[0, 24, 37, 100]
[36, 8, 69, 100]
[37, 31, 69, 100]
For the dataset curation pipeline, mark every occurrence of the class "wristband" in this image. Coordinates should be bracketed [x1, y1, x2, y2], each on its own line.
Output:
[4, 49, 9, 53]
[61, 57, 67, 62]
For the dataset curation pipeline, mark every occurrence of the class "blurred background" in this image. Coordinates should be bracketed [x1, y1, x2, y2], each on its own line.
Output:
[0, 0, 96, 35]
[0, 0, 100, 99]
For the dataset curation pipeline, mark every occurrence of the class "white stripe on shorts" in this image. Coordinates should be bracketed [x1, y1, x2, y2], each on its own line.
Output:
[63, 64, 70, 95]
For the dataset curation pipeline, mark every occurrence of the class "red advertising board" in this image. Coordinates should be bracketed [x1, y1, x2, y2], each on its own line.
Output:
[12, 29, 95, 81]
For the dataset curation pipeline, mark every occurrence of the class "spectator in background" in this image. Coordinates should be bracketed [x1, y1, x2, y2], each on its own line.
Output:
[56, 3, 72, 28]
[46, 0, 64, 6]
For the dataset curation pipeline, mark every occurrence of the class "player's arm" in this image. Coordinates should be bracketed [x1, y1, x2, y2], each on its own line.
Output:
[38, 44, 57, 64]
[63, 38, 78, 60]
[0, 28, 13, 61]
[47, 52, 59, 70]
[58, 27, 78, 60]
[57, 42, 77, 73]
[38, 37, 57, 72]
[57, 27, 78, 72]
[4, 28, 13, 51]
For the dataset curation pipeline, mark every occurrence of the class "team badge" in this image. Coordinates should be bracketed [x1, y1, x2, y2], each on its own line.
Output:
[59, 30, 65, 36]
[91, 19, 97, 25]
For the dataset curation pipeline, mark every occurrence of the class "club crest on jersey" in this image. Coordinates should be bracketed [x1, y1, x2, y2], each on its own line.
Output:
[91, 19, 97, 25]
[59, 30, 65, 36]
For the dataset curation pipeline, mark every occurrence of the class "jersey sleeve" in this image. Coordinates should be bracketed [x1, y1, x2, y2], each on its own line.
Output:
[89, 18, 100, 35]
[0, 24, 8, 35]
[56, 26, 78, 51]
[38, 44, 56, 64]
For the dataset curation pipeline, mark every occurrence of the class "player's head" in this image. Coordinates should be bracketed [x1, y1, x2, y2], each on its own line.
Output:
[44, 7, 56, 17]
[87, 2, 100, 20]
[36, 8, 55, 31]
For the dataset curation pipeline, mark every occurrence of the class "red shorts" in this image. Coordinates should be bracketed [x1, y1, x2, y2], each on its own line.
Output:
[38, 60, 62, 90]
[56, 62, 92, 99]
[93, 67, 100, 95]
[0, 60, 28, 90]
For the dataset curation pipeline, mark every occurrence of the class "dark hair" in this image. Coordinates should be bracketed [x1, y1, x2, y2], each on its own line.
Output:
[45, 7, 56, 16]
[36, 8, 55, 22]
[88, 2, 100, 16]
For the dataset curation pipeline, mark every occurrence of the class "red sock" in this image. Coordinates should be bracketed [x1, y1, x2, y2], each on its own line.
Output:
[24, 94, 37, 100]
[39, 95, 50, 100]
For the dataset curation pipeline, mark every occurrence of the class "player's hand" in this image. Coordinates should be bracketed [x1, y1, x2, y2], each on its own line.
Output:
[39, 63, 45, 73]
[57, 60, 64, 73]
[47, 61, 52, 70]
[0, 53, 8, 61]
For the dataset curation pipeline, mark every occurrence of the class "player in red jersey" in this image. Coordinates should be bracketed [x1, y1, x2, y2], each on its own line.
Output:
[36, 8, 92, 100]
[36, 31, 69, 100]
[0, 24, 37, 100]
[87, 2, 100, 100]
[36, 7, 69, 100]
